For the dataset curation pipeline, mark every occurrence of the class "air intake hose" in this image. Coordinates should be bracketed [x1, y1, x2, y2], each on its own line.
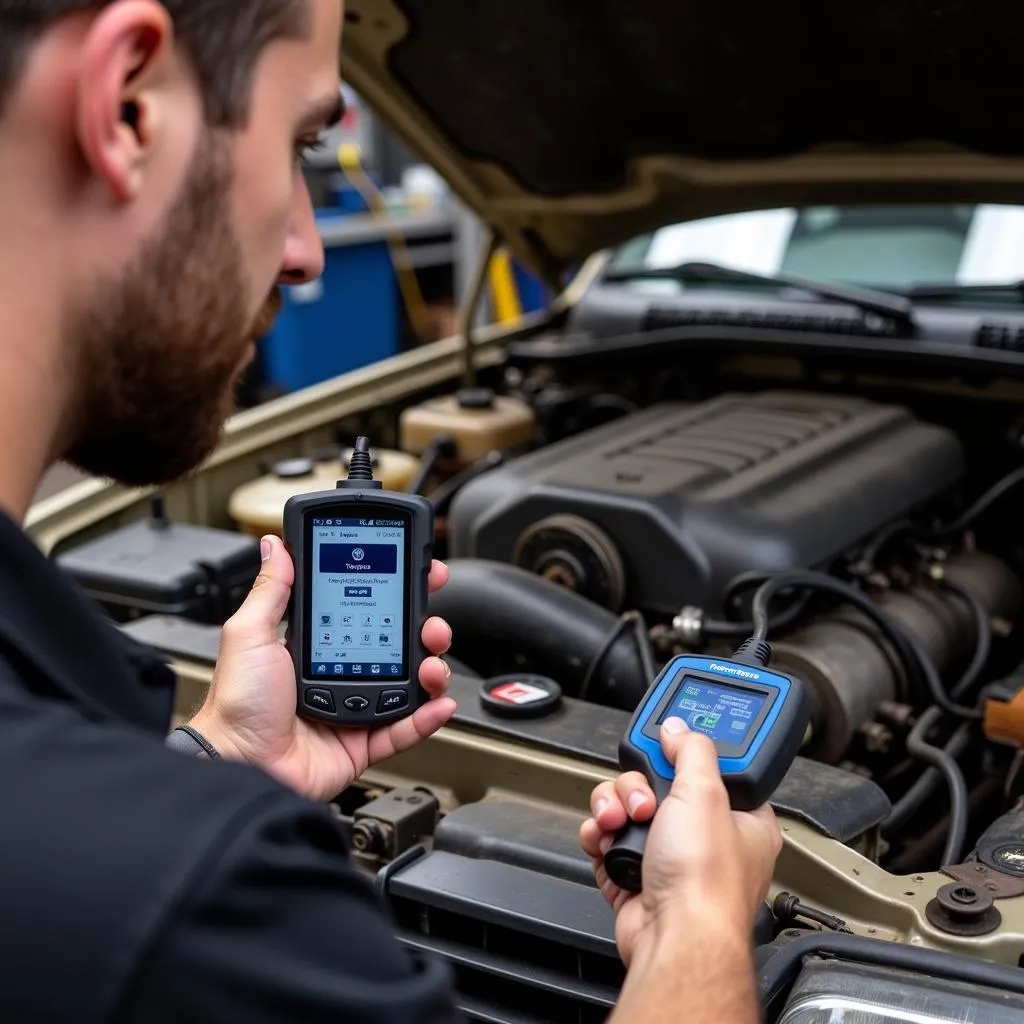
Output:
[427, 560, 651, 708]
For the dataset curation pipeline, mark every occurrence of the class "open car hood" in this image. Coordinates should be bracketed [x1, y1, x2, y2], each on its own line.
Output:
[342, 0, 1024, 283]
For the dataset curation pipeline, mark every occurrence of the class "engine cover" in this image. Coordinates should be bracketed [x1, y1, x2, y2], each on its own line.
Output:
[447, 391, 964, 614]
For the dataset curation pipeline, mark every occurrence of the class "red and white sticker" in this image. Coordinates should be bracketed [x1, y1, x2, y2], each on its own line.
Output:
[489, 681, 551, 705]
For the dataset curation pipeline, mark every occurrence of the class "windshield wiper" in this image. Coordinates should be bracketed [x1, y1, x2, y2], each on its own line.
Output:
[905, 280, 1024, 300]
[602, 260, 917, 333]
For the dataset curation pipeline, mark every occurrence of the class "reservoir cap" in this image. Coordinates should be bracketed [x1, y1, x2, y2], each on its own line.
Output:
[480, 674, 562, 719]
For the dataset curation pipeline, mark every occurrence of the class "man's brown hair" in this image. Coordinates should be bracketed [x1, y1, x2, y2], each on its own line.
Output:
[0, 1, 310, 126]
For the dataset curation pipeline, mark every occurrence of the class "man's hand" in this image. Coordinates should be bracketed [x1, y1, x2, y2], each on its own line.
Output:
[579, 717, 782, 968]
[189, 535, 456, 802]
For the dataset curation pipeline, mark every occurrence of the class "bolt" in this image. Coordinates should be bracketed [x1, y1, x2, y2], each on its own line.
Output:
[935, 882, 994, 921]
[859, 721, 893, 753]
[878, 702, 915, 729]
[351, 820, 388, 857]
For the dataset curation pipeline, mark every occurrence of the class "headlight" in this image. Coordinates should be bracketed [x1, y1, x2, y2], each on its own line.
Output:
[778, 959, 1024, 1023]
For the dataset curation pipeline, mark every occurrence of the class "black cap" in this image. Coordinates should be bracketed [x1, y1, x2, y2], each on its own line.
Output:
[273, 458, 315, 480]
[457, 387, 496, 411]
[480, 674, 562, 719]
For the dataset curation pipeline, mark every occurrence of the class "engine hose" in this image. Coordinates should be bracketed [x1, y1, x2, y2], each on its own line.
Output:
[930, 464, 1024, 539]
[427, 559, 652, 707]
[883, 719, 974, 836]
[882, 579, 988, 837]
[578, 610, 657, 703]
[427, 452, 507, 517]
[858, 518, 916, 571]
[725, 553, 1018, 763]
[937, 577, 992, 701]
[905, 706, 970, 865]
[748, 571, 983, 720]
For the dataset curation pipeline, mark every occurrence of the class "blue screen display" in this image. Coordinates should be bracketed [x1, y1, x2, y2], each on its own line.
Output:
[308, 517, 406, 679]
[658, 676, 767, 745]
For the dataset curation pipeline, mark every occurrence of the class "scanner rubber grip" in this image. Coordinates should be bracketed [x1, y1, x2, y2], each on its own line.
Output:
[604, 819, 650, 893]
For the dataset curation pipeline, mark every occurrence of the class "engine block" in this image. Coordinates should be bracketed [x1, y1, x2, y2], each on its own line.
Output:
[448, 390, 965, 614]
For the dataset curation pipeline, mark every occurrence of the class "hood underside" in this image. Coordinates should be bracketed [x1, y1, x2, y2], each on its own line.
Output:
[341, 1, 1024, 282]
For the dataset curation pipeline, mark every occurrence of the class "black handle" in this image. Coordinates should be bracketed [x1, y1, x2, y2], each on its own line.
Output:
[604, 819, 651, 893]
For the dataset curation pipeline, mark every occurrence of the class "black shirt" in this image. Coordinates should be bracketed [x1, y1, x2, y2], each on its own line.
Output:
[0, 512, 461, 1022]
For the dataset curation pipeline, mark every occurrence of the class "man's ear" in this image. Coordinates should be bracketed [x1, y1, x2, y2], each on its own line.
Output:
[74, 0, 177, 204]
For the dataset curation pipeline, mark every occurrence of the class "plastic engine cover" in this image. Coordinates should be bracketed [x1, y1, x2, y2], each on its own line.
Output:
[447, 390, 964, 614]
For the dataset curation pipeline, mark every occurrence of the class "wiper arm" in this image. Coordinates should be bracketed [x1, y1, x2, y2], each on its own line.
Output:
[905, 280, 1024, 299]
[602, 260, 916, 332]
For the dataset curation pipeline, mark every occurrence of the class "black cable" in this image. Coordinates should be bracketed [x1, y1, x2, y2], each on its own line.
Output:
[426, 451, 506, 517]
[884, 580, 989, 837]
[771, 893, 852, 934]
[702, 592, 811, 638]
[883, 719, 974, 836]
[408, 434, 458, 496]
[749, 570, 983, 720]
[858, 518, 916, 571]
[632, 613, 657, 683]
[904, 706, 970, 865]
[703, 570, 814, 639]
[578, 610, 656, 703]
[931, 465, 1024, 538]
[937, 578, 992, 702]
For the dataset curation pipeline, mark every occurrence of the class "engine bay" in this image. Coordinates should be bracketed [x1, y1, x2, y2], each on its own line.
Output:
[41, 340, 1024, 1020]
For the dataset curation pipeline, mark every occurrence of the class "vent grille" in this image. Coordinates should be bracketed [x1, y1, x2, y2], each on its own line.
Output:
[976, 322, 1024, 352]
[382, 851, 623, 1024]
[643, 305, 899, 336]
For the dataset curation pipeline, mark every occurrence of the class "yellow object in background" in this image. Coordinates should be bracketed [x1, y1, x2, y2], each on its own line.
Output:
[336, 143, 433, 343]
[337, 143, 524, 332]
[488, 249, 523, 324]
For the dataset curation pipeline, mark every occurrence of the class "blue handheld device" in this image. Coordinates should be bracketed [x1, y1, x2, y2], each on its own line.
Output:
[603, 651, 809, 893]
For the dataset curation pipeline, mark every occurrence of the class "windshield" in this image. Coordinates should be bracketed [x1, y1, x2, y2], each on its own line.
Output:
[607, 204, 1024, 301]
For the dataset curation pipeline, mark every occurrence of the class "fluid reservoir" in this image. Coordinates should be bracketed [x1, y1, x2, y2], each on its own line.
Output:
[400, 388, 535, 466]
[228, 448, 420, 536]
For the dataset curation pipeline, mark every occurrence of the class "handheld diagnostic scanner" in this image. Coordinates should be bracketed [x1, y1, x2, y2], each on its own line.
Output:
[283, 437, 435, 727]
[603, 642, 809, 893]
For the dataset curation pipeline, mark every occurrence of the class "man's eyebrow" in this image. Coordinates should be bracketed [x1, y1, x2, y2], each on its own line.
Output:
[300, 91, 346, 132]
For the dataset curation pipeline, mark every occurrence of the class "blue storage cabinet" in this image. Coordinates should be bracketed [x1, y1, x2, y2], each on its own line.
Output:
[511, 259, 552, 314]
[259, 206, 399, 394]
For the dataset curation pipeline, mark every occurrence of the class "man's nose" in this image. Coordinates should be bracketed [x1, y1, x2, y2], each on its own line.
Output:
[278, 174, 326, 286]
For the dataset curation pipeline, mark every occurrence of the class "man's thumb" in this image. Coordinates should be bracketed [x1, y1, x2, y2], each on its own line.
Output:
[222, 536, 295, 648]
[660, 717, 726, 799]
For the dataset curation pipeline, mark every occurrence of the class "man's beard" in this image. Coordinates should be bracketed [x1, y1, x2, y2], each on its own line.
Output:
[64, 135, 275, 487]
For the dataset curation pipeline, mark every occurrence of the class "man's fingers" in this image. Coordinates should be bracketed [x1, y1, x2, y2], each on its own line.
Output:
[220, 535, 294, 651]
[428, 560, 449, 594]
[421, 616, 453, 656]
[366, 697, 457, 766]
[614, 772, 657, 822]
[589, 780, 626, 830]
[579, 817, 605, 858]
[418, 655, 452, 696]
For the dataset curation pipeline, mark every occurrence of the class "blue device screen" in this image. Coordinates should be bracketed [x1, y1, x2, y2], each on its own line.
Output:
[657, 676, 768, 745]
[308, 517, 408, 681]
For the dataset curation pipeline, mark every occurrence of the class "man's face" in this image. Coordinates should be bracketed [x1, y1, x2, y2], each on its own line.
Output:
[65, 0, 341, 486]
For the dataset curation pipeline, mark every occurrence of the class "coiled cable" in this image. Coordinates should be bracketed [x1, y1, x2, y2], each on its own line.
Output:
[748, 570, 983, 721]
